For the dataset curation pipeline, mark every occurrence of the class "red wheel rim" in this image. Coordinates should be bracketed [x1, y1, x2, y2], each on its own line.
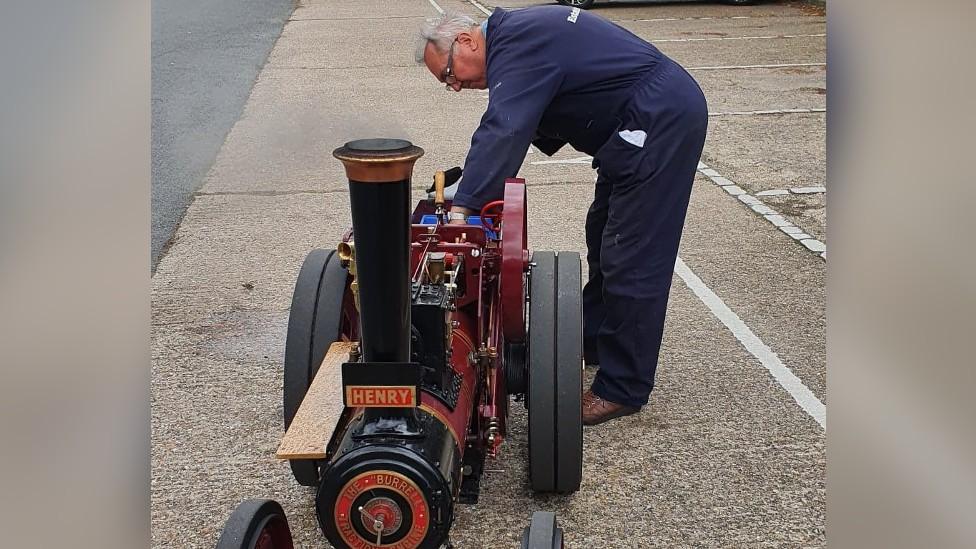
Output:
[253, 515, 293, 549]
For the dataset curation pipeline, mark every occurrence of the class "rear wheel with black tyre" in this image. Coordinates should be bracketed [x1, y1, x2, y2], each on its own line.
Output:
[520, 511, 565, 549]
[527, 251, 583, 494]
[216, 499, 295, 549]
[283, 249, 355, 486]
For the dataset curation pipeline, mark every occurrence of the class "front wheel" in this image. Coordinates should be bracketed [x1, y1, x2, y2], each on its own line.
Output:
[216, 499, 295, 549]
[520, 511, 565, 549]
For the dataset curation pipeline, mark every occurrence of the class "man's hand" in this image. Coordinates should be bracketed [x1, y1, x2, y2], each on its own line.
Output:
[448, 206, 476, 225]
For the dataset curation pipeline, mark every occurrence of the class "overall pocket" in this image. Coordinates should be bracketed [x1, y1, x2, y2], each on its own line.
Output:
[592, 117, 653, 189]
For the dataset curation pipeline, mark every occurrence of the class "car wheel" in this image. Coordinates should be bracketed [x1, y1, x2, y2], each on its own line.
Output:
[558, 0, 596, 10]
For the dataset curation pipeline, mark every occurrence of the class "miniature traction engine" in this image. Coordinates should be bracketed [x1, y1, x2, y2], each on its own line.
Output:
[217, 138, 583, 549]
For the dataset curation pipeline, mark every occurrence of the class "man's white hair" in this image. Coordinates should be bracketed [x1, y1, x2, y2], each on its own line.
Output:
[415, 12, 479, 64]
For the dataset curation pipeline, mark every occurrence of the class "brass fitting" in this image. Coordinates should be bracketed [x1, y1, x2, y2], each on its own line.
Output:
[337, 240, 360, 312]
[337, 240, 356, 267]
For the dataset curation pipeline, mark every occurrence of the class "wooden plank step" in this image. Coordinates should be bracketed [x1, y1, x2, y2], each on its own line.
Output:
[276, 341, 354, 460]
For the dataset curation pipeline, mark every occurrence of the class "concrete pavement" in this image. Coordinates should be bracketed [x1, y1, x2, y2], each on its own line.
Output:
[151, 0, 825, 546]
[152, 0, 293, 268]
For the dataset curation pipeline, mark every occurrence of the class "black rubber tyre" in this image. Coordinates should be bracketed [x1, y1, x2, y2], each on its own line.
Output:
[520, 511, 565, 549]
[557, 0, 596, 9]
[527, 251, 583, 494]
[283, 249, 351, 486]
[216, 499, 295, 549]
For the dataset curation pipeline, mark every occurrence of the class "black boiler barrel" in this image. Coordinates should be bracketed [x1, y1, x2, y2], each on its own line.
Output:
[332, 138, 424, 363]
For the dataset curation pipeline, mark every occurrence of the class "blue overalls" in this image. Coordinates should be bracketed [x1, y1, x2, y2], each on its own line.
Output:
[453, 6, 708, 409]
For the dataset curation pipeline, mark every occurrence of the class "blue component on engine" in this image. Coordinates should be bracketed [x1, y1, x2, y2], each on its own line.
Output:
[467, 216, 498, 239]
[417, 214, 497, 239]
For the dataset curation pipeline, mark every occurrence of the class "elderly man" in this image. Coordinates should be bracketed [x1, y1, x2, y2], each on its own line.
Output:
[416, 6, 707, 426]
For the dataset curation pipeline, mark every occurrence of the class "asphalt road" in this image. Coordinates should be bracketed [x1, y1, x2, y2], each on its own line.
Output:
[152, 0, 293, 268]
[151, 0, 826, 547]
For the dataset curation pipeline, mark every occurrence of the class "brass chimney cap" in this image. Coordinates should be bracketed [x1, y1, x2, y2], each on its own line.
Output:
[333, 139, 424, 183]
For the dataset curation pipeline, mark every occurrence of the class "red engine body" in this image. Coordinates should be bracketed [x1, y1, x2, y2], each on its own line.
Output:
[405, 179, 529, 462]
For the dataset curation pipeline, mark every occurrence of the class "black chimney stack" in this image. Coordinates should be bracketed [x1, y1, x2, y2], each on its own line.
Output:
[332, 138, 424, 363]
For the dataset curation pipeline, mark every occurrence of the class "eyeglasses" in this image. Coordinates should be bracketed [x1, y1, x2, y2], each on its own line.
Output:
[440, 38, 459, 89]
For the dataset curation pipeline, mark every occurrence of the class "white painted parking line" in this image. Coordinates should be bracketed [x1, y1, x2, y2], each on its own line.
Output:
[710, 108, 827, 117]
[791, 186, 827, 194]
[674, 257, 826, 429]
[655, 33, 825, 43]
[530, 156, 592, 165]
[756, 187, 826, 196]
[688, 62, 826, 71]
[637, 16, 719, 22]
[429, 0, 490, 18]
[627, 15, 810, 22]
[466, 0, 492, 16]
[699, 161, 826, 260]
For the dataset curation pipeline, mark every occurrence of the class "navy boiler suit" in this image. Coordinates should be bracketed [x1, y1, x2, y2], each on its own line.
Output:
[452, 6, 708, 408]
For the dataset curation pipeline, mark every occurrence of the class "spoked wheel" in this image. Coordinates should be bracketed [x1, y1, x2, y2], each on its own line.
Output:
[283, 249, 355, 486]
[520, 511, 565, 549]
[527, 251, 583, 493]
[216, 499, 295, 549]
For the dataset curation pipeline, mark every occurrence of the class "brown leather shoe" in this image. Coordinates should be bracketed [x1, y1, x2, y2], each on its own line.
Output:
[582, 390, 639, 426]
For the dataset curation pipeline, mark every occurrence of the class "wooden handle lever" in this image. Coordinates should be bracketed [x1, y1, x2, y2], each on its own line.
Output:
[434, 170, 446, 207]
